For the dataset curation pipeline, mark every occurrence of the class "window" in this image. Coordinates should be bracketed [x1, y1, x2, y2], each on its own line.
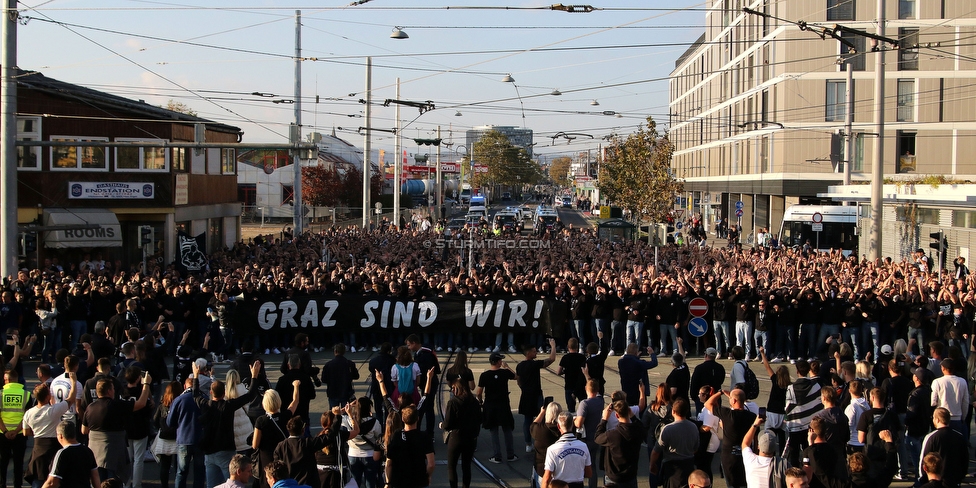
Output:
[897, 79, 915, 122]
[114, 139, 168, 171]
[898, 28, 919, 70]
[916, 208, 939, 224]
[281, 185, 294, 206]
[827, 0, 854, 20]
[221, 148, 236, 175]
[839, 32, 866, 71]
[896, 131, 916, 173]
[50, 137, 109, 170]
[172, 148, 187, 172]
[826, 80, 847, 122]
[854, 133, 864, 172]
[17, 117, 40, 170]
[898, 0, 915, 18]
[953, 210, 976, 229]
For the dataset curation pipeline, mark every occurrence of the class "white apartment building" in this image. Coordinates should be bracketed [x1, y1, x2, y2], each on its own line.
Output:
[669, 0, 976, 257]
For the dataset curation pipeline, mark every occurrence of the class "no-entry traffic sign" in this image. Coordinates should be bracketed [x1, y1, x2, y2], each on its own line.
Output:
[688, 297, 708, 317]
[689, 317, 709, 337]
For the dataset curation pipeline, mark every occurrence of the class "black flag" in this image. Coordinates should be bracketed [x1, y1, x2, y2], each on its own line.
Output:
[176, 231, 208, 273]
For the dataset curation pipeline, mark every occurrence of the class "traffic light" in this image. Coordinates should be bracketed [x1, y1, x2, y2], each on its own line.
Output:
[140, 226, 154, 247]
[21, 233, 36, 255]
[929, 230, 947, 253]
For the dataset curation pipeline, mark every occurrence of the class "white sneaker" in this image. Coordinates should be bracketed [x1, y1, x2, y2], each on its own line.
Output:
[468, 347, 476, 353]
[508, 345, 517, 353]
[607, 349, 615, 357]
[525, 445, 533, 453]
[493, 347, 501, 353]
[264, 349, 270, 355]
[770, 357, 782, 363]
[372, 346, 380, 352]
[272, 348, 281, 354]
[436, 346, 443, 352]
[350, 346, 357, 353]
[486, 347, 493, 352]
[455, 347, 462, 353]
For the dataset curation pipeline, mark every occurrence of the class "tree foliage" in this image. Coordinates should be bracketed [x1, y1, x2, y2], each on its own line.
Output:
[164, 99, 197, 117]
[470, 130, 543, 189]
[598, 117, 681, 222]
[302, 165, 382, 208]
[549, 157, 572, 187]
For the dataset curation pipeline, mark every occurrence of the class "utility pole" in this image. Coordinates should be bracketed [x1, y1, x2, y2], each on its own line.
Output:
[1, 0, 18, 276]
[869, 0, 886, 260]
[436, 126, 442, 220]
[292, 11, 304, 235]
[362, 57, 372, 229]
[844, 61, 854, 190]
[393, 78, 401, 228]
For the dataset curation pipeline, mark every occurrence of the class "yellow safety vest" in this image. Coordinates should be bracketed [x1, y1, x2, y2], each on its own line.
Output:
[1, 383, 29, 430]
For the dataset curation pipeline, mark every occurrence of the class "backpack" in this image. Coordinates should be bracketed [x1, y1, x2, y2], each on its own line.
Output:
[395, 364, 415, 394]
[738, 360, 761, 400]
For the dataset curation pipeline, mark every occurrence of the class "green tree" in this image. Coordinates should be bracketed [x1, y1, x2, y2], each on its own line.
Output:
[549, 157, 572, 187]
[470, 130, 543, 192]
[598, 116, 681, 223]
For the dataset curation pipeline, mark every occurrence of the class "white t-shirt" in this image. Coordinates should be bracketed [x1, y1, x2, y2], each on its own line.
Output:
[22, 401, 71, 438]
[698, 408, 720, 453]
[741, 446, 773, 488]
[606, 405, 640, 431]
[48, 374, 83, 415]
[544, 433, 591, 483]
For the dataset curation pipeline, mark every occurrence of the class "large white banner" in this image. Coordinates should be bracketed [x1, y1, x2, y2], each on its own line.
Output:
[69, 182, 155, 199]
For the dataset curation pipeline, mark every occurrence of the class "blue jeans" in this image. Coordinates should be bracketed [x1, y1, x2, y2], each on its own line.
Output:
[902, 434, 921, 477]
[817, 323, 840, 358]
[798, 323, 817, 359]
[610, 320, 625, 352]
[572, 319, 587, 343]
[68, 320, 87, 350]
[713, 321, 730, 355]
[594, 318, 609, 351]
[753, 330, 769, 356]
[908, 327, 925, 355]
[735, 321, 752, 359]
[842, 326, 862, 360]
[204, 450, 234, 488]
[862, 322, 880, 360]
[626, 320, 644, 347]
[659, 323, 677, 354]
[349, 455, 380, 488]
[175, 444, 206, 488]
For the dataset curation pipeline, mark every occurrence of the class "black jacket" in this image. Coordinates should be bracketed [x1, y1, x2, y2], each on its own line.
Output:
[196, 377, 258, 454]
[594, 418, 646, 483]
[321, 355, 359, 402]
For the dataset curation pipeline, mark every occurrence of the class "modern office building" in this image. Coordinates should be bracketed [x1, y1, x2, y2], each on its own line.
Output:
[465, 125, 534, 158]
[669, 0, 976, 257]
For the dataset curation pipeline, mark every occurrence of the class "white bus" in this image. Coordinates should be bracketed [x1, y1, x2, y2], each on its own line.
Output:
[778, 205, 858, 254]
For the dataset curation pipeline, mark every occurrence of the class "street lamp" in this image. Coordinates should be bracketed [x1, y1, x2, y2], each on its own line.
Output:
[390, 27, 409, 39]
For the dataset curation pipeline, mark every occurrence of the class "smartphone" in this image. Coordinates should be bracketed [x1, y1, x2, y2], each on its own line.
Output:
[543, 396, 554, 409]
[758, 407, 767, 420]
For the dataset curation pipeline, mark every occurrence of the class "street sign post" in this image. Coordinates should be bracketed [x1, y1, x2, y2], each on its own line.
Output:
[688, 297, 708, 317]
[688, 317, 709, 337]
[735, 209, 743, 218]
[735, 201, 744, 210]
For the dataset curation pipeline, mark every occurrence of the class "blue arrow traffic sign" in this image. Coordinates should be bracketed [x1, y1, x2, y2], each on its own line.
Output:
[676, 222, 683, 229]
[735, 200, 744, 210]
[688, 317, 709, 337]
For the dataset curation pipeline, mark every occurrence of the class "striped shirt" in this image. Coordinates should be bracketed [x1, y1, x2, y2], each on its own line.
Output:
[784, 378, 823, 433]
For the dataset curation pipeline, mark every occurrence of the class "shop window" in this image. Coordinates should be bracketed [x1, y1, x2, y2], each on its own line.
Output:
[51, 136, 109, 170]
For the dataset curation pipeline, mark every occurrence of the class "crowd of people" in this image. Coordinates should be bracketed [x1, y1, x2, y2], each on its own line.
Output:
[0, 220, 972, 488]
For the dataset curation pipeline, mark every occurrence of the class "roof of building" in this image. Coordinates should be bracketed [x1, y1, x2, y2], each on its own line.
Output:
[16, 69, 242, 135]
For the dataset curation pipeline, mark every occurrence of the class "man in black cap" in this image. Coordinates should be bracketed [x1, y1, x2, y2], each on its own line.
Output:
[475, 353, 518, 464]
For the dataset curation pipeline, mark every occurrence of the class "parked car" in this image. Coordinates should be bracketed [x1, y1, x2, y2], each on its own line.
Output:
[501, 192, 512, 201]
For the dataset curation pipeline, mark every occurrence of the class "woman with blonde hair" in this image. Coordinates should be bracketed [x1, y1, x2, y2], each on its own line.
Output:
[252, 386, 299, 488]
[224, 369, 252, 453]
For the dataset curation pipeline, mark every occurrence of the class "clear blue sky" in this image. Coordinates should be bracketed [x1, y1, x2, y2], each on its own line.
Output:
[18, 0, 706, 163]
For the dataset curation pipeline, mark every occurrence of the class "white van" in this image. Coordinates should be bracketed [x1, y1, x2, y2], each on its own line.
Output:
[469, 196, 487, 215]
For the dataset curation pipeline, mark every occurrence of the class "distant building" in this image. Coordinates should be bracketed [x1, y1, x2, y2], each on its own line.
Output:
[465, 125, 533, 158]
[14, 69, 241, 270]
[237, 131, 369, 219]
[669, 0, 976, 256]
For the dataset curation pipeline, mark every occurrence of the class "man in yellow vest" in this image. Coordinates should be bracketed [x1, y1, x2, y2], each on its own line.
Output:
[0, 366, 31, 488]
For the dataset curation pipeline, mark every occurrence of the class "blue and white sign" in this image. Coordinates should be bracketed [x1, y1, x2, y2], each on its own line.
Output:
[688, 317, 709, 337]
[735, 200, 744, 210]
[675, 222, 683, 230]
[69, 182, 155, 200]
[735, 209, 744, 217]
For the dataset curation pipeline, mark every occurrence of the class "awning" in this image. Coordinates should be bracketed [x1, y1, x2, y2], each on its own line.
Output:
[43, 209, 123, 249]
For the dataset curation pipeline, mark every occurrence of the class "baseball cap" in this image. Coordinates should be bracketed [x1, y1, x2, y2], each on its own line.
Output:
[757, 430, 779, 455]
[705, 347, 718, 357]
[914, 367, 934, 385]
[489, 352, 505, 364]
[880, 344, 893, 355]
